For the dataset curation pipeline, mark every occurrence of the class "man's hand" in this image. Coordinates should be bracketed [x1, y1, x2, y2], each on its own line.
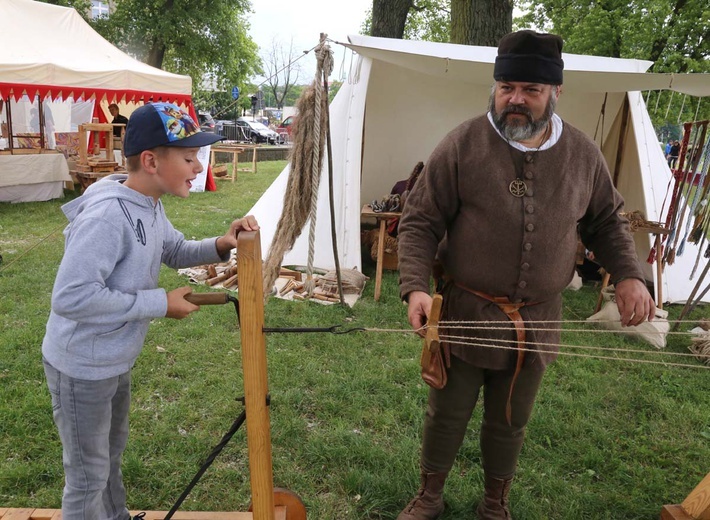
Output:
[407, 290, 432, 338]
[166, 286, 199, 319]
[216, 215, 260, 256]
[615, 278, 655, 326]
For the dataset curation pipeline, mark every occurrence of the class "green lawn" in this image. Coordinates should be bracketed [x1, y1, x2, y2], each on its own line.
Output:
[1, 162, 709, 519]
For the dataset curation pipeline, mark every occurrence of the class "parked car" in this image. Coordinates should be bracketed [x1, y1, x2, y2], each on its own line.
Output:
[197, 111, 216, 133]
[277, 115, 297, 142]
[235, 117, 281, 144]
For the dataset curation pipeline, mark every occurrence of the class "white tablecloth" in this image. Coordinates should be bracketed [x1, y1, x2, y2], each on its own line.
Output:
[0, 153, 71, 187]
[0, 153, 71, 202]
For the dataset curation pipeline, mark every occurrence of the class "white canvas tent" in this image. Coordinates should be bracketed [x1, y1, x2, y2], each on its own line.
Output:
[0, 0, 191, 102]
[250, 35, 710, 304]
[0, 0, 195, 202]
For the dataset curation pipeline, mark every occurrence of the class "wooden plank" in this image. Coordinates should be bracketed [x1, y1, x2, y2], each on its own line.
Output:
[661, 504, 694, 520]
[129, 512, 254, 520]
[374, 219, 386, 301]
[681, 472, 710, 519]
[24, 509, 57, 520]
[237, 231, 276, 520]
[1, 509, 33, 520]
[0, 510, 259, 520]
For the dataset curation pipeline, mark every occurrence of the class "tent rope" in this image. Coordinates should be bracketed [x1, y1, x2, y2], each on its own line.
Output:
[305, 35, 334, 295]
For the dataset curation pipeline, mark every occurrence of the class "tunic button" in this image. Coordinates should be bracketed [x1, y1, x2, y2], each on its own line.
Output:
[525, 188, 534, 197]
[526, 223, 534, 232]
[524, 242, 532, 251]
[525, 154, 534, 163]
[526, 205, 534, 214]
[518, 280, 527, 289]
[514, 298, 523, 303]
[521, 262, 530, 270]
[525, 171, 534, 179]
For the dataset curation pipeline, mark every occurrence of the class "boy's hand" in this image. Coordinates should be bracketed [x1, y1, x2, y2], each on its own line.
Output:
[166, 286, 199, 319]
[216, 215, 260, 255]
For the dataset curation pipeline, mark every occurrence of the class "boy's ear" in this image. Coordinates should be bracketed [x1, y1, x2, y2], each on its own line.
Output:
[140, 150, 159, 173]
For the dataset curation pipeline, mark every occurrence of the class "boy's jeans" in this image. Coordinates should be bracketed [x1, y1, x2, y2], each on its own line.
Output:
[43, 358, 131, 520]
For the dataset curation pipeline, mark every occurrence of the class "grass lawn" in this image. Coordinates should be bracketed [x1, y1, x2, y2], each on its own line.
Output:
[1, 161, 709, 519]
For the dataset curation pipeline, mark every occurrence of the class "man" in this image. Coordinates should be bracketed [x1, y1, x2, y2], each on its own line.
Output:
[396, 30, 655, 520]
[108, 103, 129, 138]
[668, 140, 681, 169]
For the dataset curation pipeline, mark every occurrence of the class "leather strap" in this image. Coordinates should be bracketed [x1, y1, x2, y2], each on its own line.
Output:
[454, 282, 537, 426]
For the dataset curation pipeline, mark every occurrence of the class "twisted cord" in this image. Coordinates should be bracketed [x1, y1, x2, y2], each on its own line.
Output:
[440, 337, 710, 370]
[438, 333, 706, 359]
[305, 35, 334, 295]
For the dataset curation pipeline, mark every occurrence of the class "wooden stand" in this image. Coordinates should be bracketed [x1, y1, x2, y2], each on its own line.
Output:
[0, 232, 306, 520]
[72, 123, 126, 191]
[361, 204, 401, 301]
[594, 225, 670, 313]
[211, 144, 259, 182]
[660, 472, 710, 519]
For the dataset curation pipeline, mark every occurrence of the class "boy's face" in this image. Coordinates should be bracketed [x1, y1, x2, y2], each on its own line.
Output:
[153, 146, 203, 199]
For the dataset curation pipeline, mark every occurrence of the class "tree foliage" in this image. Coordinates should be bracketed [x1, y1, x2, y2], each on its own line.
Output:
[86, 0, 261, 102]
[517, 0, 708, 73]
[516, 0, 709, 134]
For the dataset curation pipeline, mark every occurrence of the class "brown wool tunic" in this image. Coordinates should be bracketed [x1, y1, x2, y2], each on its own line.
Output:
[398, 115, 645, 370]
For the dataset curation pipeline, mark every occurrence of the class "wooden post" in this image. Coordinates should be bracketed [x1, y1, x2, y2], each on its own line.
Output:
[655, 234, 664, 309]
[375, 218, 387, 301]
[661, 471, 710, 519]
[237, 230, 276, 520]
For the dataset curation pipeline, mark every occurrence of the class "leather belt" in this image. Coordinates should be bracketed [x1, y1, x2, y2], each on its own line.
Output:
[454, 282, 538, 426]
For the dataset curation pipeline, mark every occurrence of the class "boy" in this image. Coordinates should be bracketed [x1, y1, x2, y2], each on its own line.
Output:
[42, 102, 258, 520]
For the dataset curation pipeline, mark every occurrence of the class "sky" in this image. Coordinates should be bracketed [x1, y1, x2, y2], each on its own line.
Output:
[247, 0, 373, 84]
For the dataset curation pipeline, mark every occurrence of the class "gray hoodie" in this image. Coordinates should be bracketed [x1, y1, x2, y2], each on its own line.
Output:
[42, 174, 227, 380]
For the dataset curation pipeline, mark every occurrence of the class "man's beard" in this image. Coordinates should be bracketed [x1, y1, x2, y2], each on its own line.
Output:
[489, 91, 557, 142]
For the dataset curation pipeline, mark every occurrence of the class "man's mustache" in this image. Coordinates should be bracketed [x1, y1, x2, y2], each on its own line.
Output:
[501, 105, 533, 121]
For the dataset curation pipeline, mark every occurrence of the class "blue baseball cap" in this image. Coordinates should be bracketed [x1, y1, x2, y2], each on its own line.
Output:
[123, 102, 223, 157]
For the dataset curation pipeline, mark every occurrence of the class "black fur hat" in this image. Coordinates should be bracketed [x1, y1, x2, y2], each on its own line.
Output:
[494, 30, 564, 85]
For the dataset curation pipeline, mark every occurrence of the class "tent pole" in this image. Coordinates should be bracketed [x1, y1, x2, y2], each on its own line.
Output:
[38, 97, 46, 150]
[612, 95, 630, 187]
[677, 95, 687, 124]
[6, 96, 13, 154]
[664, 91, 675, 120]
[323, 53, 345, 305]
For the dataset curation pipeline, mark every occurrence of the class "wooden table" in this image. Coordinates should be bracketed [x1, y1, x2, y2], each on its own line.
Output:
[361, 204, 401, 301]
[210, 143, 259, 182]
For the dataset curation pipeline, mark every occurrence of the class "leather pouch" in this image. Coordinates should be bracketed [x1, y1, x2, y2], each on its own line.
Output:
[421, 341, 450, 390]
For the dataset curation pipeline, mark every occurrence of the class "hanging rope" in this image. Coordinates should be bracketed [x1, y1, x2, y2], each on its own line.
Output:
[305, 35, 334, 294]
[262, 35, 333, 298]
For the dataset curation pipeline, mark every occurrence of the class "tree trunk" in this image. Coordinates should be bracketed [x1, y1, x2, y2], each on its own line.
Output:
[371, 0, 413, 39]
[145, 0, 174, 69]
[451, 0, 512, 46]
[146, 39, 166, 69]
